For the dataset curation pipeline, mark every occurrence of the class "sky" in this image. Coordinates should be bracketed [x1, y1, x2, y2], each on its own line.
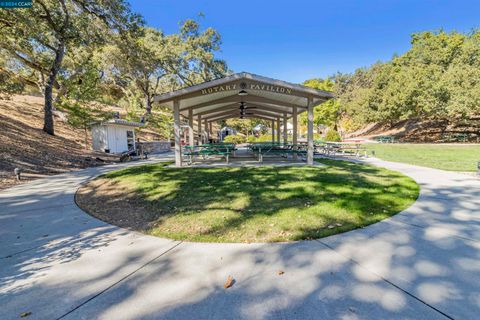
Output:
[130, 0, 480, 83]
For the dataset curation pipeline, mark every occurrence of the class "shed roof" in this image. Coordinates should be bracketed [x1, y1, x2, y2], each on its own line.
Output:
[99, 119, 144, 127]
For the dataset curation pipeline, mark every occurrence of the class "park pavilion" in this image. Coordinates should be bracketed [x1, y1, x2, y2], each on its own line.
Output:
[154, 72, 334, 166]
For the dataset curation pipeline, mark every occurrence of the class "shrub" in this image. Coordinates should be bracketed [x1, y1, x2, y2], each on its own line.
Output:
[255, 134, 275, 142]
[223, 135, 246, 144]
[244, 134, 276, 143]
[313, 133, 324, 142]
[325, 129, 341, 142]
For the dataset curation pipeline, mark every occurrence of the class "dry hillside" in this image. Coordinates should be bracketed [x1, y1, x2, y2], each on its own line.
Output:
[0, 95, 118, 190]
[347, 118, 480, 142]
[0, 95, 219, 190]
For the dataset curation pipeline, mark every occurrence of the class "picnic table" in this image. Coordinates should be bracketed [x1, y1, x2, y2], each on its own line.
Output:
[248, 142, 308, 162]
[442, 133, 469, 143]
[249, 141, 335, 162]
[375, 135, 395, 143]
[183, 143, 236, 164]
[322, 141, 367, 157]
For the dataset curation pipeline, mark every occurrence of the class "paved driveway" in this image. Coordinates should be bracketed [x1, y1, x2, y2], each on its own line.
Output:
[1, 154, 479, 320]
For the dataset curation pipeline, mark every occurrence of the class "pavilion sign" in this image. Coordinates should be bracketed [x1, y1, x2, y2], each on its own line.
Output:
[201, 81, 293, 95]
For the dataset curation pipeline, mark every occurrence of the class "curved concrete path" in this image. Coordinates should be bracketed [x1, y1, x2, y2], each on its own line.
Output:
[1, 154, 479, 320]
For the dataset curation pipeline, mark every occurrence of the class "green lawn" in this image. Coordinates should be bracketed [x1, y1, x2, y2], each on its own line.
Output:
[78, 159, 419, 243]
[366, 143, 480, 172]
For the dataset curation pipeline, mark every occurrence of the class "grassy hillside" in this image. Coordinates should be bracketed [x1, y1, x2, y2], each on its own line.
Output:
[367, 143, 480, 172]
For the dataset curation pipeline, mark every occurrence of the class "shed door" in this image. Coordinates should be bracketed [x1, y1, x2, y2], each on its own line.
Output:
[114, 127, 128, 153]
[126, 130, 135, 150]
[106, 126, 116, 153]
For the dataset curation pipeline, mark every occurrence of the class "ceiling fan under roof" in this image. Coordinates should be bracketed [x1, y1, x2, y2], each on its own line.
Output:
[239, 101, 256, 111]
[238, 101, 256, 119]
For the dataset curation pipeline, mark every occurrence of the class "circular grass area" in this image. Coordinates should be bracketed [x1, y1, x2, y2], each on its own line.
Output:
[76, 159, 419, 243]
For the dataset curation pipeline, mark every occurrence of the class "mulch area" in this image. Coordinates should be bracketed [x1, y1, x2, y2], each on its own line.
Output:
[75, 178, 156, 230]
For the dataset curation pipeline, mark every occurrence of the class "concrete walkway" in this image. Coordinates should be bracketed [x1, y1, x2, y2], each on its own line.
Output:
[1, 154, 479, 320]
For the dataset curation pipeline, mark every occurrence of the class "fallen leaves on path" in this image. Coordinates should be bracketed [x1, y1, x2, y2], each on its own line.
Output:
[224, 275, 235, 289]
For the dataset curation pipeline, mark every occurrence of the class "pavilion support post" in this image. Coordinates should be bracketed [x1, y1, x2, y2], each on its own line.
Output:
[204, 118, 209, 142]
[271, 120, 275, 143]
[197, 115, 202, 145]
[276, 117, 281, 143]
[307, 97, 314, 165]
[173, 100, 182, 167]
[209, 122, 213, 141]
[283, 113, 288, 144]
[293, 106, 298, 160]
[188, 108, 194, 148]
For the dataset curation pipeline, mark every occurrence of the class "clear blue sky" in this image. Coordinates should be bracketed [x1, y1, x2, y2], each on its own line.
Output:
[130, 0, 480, 83]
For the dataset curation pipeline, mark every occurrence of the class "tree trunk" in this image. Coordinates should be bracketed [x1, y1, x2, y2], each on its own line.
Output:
[145, 94, 152, 115]
[84, 127, 88, 150]
[43, 85, 55, 135]
[43, 42, 66, 135]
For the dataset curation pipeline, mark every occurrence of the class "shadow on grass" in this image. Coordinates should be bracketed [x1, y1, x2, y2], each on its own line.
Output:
[79, 159, 419, 242]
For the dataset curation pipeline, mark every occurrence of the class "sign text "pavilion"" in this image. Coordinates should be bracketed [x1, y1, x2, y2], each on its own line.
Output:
[201, 82, 293, 95]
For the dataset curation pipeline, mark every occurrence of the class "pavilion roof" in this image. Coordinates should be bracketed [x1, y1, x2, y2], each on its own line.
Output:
[154, 72, 333, 122]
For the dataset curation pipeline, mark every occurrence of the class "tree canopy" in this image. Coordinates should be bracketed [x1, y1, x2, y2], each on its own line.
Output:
[0, 1, 228, 136]
[0, 0, 142, 135]
[334, 30, 480, 130]
[2, 10, 478, 140]
[224, 118, 269, 137]
[300, 78, 340, 131]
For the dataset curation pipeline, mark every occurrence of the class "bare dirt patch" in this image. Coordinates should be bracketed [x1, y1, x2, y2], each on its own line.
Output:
[76, 178, 158, 230]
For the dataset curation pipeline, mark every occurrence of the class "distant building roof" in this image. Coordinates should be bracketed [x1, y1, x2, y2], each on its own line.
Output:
[253, 124, 266, 132]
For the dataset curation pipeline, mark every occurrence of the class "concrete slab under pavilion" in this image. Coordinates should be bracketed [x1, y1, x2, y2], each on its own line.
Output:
[154, 72, 334, 166]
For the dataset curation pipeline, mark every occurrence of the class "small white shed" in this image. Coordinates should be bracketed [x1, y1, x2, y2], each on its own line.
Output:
[91, 119, 144, 154]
